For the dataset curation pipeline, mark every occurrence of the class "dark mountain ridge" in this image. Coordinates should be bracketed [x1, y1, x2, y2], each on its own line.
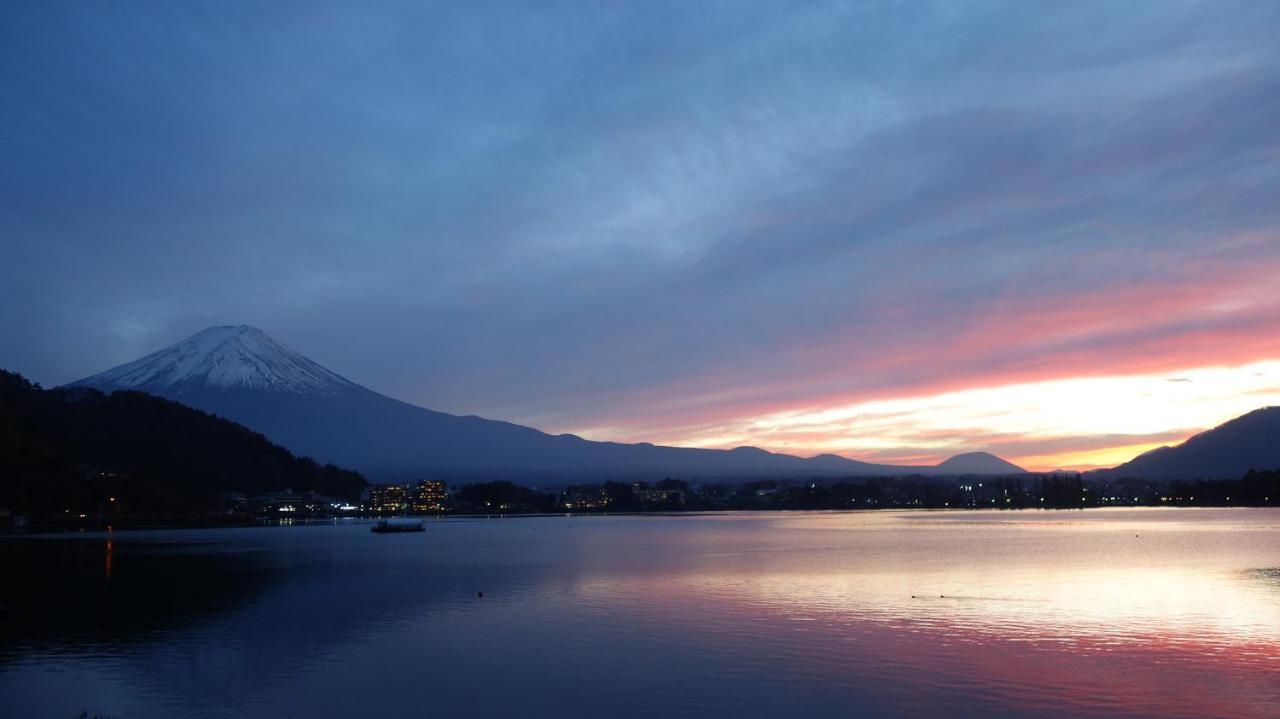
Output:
[1092, 406, 1280, 480]
[67, 325, 1028, 483]
[0, 369, 365, 516]
[934, 452, 1027, 475]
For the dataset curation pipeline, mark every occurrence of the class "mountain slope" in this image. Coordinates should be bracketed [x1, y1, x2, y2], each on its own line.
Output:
[0, 369, 366, 515]
[78, 325, 362, 396]
[1094, 407, 1280, 479]
[68, 326, 1025, 482]
[934, 452, 1027, 475]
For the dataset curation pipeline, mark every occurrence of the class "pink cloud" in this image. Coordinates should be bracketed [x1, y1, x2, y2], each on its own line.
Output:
[552, 257, 1280, 470]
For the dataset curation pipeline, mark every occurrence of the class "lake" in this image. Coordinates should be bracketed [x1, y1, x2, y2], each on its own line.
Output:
[2, 508, 1279, 718]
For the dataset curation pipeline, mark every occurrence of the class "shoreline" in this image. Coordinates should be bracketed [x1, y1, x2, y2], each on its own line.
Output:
[4, 504, 1276, 536]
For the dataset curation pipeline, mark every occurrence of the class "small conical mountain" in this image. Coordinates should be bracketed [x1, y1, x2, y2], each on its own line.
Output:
[1094, 407, 1280, 480]
[934, 452, 1026, 475]
[69, 326, 1026, 483]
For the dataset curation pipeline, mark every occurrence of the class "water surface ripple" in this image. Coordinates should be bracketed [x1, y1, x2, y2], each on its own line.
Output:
[2, 508, 1278, 718]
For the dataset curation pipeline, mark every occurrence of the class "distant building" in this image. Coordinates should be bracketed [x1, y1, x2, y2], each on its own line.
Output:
[633, 484, 686, 507]
[369, 484, 410, 512]
[411, 480, 447, 513]
[237, 489, 346, 515]
[251, 490, 300, 513]
[562, 486, 609, 511]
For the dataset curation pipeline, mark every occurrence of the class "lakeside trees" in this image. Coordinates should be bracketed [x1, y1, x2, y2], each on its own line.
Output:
[0, 370, 365, 525]
[432, 471, 1280, 516]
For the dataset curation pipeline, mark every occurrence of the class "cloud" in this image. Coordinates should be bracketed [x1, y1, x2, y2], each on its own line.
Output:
[624, 361, 1280, 471]
[1, 1, 1278, 471]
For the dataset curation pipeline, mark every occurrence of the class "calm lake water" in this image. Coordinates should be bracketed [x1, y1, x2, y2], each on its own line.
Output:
[2, 508, 1279, 718]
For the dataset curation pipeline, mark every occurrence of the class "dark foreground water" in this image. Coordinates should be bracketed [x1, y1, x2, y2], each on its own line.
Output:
[2, 508, 1279, 718]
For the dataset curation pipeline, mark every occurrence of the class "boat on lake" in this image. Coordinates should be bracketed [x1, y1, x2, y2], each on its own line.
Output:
[371, 520, 425, 533]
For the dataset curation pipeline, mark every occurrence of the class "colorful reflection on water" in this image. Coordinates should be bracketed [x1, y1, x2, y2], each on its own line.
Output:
[1, 508, 1278, 717]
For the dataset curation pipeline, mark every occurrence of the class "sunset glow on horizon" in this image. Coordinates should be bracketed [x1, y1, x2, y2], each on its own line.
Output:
[567, 357, 1280, 472]
[555, 273, 1280, 471]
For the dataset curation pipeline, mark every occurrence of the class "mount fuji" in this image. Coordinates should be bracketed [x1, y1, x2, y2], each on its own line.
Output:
[68, 325, 1027, 482]
[73, 325, 363, 396]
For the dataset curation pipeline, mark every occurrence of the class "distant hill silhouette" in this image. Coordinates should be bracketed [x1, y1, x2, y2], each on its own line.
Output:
[67, 325, 1027, 482]
[0, 370, 365, 515]
[934, 452, 1027, 475]
[1092, 407, 1280, 480]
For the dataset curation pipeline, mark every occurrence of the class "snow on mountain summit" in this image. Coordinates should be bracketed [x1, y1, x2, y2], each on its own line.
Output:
[65, 325, 1036, 481]
[70, 325, 363, 395]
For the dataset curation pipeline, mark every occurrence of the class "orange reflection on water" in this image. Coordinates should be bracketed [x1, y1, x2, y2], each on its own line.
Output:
[574, 509, 1280, 718]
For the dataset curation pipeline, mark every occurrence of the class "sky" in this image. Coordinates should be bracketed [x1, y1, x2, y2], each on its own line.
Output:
[2, 1, 1279, 471]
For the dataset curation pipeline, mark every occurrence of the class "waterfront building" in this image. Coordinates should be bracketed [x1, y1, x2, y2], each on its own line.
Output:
[562, 486, 609, 511]
[411, 479, 447, 513]
[369, 483, 410, 513]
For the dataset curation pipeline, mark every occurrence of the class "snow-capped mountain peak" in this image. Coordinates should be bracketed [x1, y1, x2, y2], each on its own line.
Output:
[65, 324, 1039, 481]
[70, 325, 362, 396]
